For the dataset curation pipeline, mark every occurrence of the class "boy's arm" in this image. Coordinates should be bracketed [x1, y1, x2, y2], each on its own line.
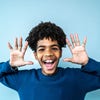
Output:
[0, 61, 19, 90]
[0, 37, 34, 90]
[63, 34, 100, 92]
[64, 34, 100, 75]
[77, 58, 100, 92]
[0, 61, 17, 75]
[82, 58, 100, 76]
[0, 60, 29, 91]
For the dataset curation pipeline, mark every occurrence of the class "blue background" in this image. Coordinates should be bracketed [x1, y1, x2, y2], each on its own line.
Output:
[0, 0, 100, 100]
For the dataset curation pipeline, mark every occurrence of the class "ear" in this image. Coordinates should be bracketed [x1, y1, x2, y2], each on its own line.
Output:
[60, 49, 62, 58]
[34, 52, 38, 60]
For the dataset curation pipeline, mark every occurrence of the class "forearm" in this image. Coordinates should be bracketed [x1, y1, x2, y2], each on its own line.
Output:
[0, 61, 18, 76]
[0, 61, 20, 91]
[81, 58, 100, 76]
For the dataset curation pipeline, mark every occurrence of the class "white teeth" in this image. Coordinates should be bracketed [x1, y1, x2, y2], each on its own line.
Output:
[44, 60, 53, 63]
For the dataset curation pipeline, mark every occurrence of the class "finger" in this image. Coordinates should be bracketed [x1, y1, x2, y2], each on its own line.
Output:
[22, 41, 28, 55]
[18, 37, 23, 51]
[66, 38, 73, 52]
[82, 36, 87, 47]
[8, 42, 13, 50]
[14, 38, 18, 50]
[24, 61, 34, 65]
[63, 58, 73, 62]
[75, 33, 80, 46]
[70, 34, 76, 47]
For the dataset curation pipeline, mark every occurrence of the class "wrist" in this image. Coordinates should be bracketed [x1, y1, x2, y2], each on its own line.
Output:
[82, 57, 89, 66]
[9, 62, 18, 71]
[11, 67, 18, 71]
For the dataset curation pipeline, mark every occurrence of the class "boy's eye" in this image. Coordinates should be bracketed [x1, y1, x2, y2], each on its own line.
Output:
[38, 48, 45, 51]
[52, 47, 59, 51]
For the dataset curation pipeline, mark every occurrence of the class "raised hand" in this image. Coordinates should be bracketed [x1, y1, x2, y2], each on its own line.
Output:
[8, 37, 33, 68]
[63, 34, 89, 65]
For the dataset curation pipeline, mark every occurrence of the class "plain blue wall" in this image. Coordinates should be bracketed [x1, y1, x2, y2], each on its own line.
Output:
[0, 0, 100, 100]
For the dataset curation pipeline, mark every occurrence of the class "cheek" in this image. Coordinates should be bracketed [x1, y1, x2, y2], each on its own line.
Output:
[34, 53, 40, 60]
[36, 54, 43, 60]
[56, 52, 62, 58]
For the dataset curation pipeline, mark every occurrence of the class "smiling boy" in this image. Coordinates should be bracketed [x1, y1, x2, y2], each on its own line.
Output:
[35, 38, 61, 75]
[0, 22, 100, 100]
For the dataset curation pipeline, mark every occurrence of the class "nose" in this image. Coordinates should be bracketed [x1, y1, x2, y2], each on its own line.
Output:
[44, 49, 53, 57]
[45, 54, 53, 57]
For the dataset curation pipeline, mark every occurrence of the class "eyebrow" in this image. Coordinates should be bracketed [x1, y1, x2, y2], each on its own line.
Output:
[37, 44, 60, 49]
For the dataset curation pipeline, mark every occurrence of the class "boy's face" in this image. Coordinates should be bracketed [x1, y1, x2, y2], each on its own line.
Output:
[34, 38, 62, 75]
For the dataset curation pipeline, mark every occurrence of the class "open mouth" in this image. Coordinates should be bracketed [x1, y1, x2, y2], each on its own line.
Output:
[42, 59, 56, 70]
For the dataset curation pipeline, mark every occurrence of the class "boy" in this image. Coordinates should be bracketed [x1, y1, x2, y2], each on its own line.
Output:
[0, 22, 100, 100]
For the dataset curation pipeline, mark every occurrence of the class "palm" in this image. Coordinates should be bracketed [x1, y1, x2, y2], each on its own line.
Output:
[10, 50, 25, 66]
[8, 37, 33, 67]
[70, 45, 88, 64]
[64, 34, 88, 65]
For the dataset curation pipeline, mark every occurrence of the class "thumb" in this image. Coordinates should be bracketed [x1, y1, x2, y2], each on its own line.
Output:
[24, 61, 34, 65]
[63, 58, 73, 62]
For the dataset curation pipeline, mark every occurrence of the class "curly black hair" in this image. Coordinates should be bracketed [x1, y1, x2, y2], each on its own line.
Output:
[26, 22, 66, 52]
